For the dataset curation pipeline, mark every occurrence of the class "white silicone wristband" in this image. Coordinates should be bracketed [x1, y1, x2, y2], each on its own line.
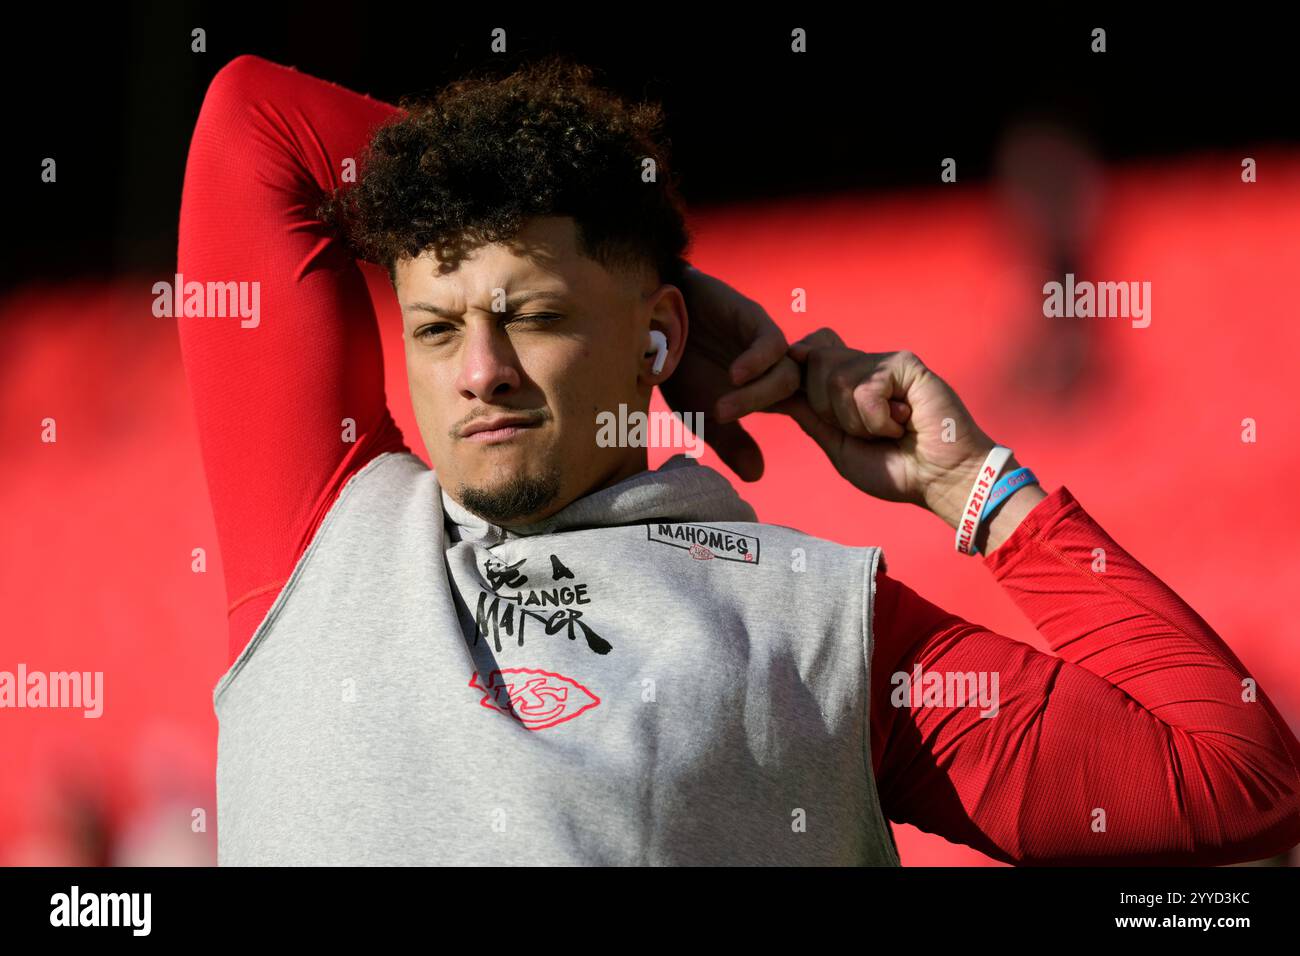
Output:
[954, 445, 1013, 555]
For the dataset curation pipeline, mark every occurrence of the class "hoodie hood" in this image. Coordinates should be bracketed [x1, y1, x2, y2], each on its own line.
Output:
[439, 454, 759, 547]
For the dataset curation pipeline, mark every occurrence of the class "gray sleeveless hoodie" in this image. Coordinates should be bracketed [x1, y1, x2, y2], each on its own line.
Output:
[213, 451, 899, 865]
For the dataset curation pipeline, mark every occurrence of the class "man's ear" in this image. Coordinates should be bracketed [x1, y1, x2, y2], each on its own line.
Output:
[638, 282, 688, 386]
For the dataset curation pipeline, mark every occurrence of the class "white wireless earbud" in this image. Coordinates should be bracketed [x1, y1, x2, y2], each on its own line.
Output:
[647, 330, 669, 375]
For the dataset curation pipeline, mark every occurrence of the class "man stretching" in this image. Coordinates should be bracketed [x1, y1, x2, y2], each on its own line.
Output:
[176, 54, 1300, 865]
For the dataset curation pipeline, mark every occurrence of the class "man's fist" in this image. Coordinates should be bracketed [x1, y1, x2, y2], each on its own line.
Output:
[764, 327, 999, 514]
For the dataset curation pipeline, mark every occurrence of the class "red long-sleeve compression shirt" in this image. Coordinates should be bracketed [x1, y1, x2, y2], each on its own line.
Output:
[177, 54, 1300, 865]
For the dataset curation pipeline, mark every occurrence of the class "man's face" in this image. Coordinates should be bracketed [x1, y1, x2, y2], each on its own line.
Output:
[395, 216, 685, 526]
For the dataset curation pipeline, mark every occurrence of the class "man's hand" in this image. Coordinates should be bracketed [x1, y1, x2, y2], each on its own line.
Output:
[758, 327, 1007, 526]
[662, 267, 802, 481]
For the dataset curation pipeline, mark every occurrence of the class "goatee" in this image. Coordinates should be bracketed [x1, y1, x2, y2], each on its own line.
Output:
[457, 465, 562, 525]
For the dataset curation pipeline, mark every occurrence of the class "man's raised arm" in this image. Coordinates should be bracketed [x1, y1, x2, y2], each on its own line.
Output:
[176, 55, 409, 666]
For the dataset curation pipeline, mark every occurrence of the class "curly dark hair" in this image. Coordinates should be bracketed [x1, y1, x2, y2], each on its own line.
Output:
[318, 55, 693, 289]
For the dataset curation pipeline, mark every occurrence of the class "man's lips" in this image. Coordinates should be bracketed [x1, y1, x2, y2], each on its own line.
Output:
[460, 415, 543, 442]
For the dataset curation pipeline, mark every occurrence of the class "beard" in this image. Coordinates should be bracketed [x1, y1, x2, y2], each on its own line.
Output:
[457, 463, 562, 526]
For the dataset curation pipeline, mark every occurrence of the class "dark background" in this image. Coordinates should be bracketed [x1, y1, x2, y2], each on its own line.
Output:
[5, 5, 1294, 290]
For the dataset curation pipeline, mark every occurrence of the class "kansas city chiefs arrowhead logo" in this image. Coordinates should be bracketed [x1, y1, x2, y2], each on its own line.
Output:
[469, 667, 601, 731]
[689, 542, 713, 560]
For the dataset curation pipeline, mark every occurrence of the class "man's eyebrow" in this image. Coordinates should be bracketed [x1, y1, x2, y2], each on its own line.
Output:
[403, 290, 566, 319]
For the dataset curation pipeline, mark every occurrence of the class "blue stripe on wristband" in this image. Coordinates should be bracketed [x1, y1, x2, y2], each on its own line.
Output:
[971, 467, 1038, 556]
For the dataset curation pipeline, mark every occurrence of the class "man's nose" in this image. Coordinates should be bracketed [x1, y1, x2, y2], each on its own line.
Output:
[455, 322, 522, 401]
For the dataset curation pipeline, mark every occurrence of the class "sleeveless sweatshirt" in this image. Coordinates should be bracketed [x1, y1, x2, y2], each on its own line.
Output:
[212, 451, 900, 865]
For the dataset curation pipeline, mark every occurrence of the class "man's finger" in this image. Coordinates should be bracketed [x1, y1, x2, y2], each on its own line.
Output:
[715, 356, 801, 423]
[852, 375, 906, 438]
[799, 346, 843, 427]
[700, 419, 765, 482]
[767, 393, 843, 464]
[829, 374, 875, 438]
[729, 318, 788, 386]
[788, 327, 844, 361]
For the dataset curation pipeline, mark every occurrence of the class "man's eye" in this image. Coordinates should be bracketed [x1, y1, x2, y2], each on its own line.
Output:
[414, 314, 562, 341]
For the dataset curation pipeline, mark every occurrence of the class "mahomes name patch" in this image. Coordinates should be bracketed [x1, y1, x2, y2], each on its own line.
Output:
[646, 522, 760, 564]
